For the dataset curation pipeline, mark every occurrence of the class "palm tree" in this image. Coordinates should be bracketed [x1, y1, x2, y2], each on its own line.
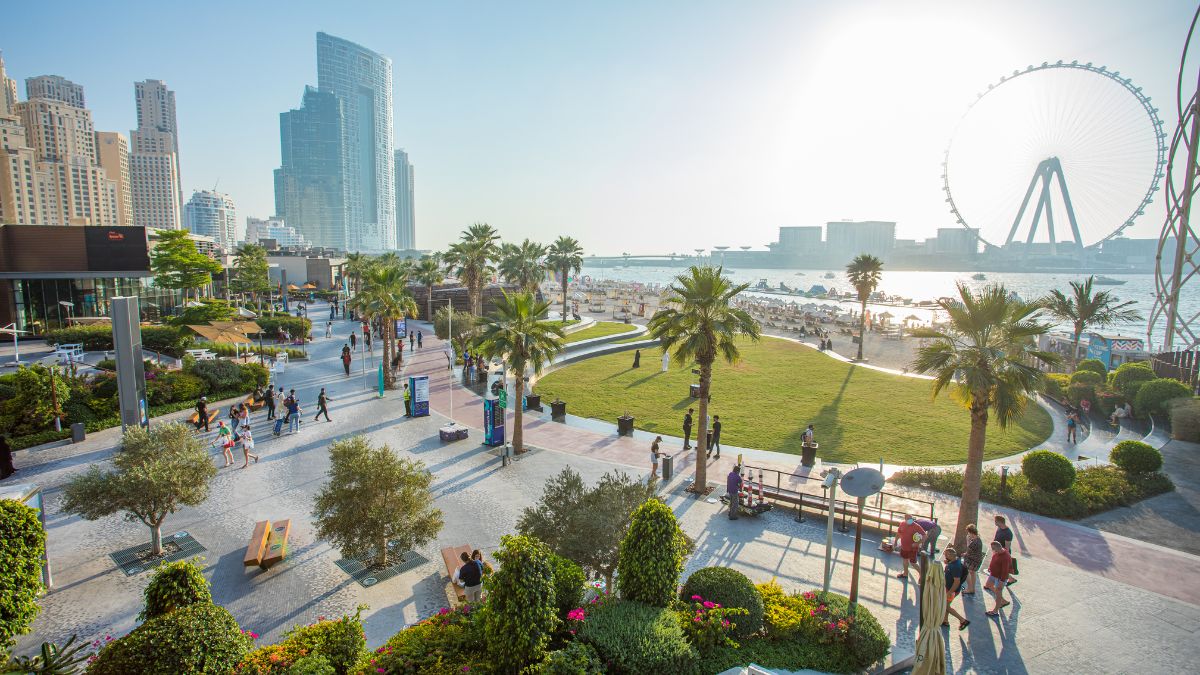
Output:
[343, 252, 371, 297]
[443, 223, 500, 316]
[845, 254, 884, 361]
[910, 284, 1058, 549]
[546, 236, 584, 323]
[498, 239, 548, 294]
[1038, 276, 1142, 369]
[413, 254, 445, 321]
[647, 266, 761, 488]
[473, 292, 565, 454]
[350, 265, 418, 389]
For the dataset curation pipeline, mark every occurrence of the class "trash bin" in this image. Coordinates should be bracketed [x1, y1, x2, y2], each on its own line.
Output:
[550, 399, 567, 421]
[71, 422, 85, 443]
[525, 394, 542, 411]
[661, 454, 674, 482]
[689, 383, 700, 398]
[801, 442, 819, 467]
[618, 415, 634, 436]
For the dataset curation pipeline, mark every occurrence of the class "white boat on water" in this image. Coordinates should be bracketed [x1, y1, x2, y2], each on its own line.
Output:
[972, 273, 987, 281]
[823, 272, 836, 279]
[1094, 275, 1127, 285]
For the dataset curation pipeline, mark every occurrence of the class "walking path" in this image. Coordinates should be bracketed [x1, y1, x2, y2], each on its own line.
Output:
[408, 329, 1200, 608]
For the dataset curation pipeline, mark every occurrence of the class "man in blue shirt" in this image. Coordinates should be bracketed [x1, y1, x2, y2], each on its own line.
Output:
[727, 466, 743, 520]
[941, 547, 970, 630]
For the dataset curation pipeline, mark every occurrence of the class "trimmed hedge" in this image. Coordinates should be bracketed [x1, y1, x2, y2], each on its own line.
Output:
[1070, 370, 1105, 386]
[1067, 382, 1096, 408]
[679, 567, 764, 638]
[1110, 440, 1163, 474]
[538, 641, 604, 674]
[484, 534, 557, 672]
[1134, 378, 1193, 417]
[1041, 373, 1071, 401]
[140, 558, 212, 621]
[1109, 362, 1156, 401]
[88, 603, 253, 674]
[577, 599, 698, 674]
[0, 500, 46, 650]
[891, 465, 1173, 519]
[1022, 450, 1076, 492]
[1076, 359, 1107, 375]
[1170, 398, 1200, 442]
[43, 324, 195, 357]
[549, 553, 586, 621]
[617, 500, 687, 607]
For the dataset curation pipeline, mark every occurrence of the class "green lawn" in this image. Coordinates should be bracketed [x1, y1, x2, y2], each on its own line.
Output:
[613, 331, 654, 344]
[561, 321, 638, 344]
[540, 318, 580, 328]
[535, 337, 1052, 465]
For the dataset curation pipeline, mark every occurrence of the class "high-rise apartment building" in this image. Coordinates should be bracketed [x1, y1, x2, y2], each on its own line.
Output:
[130, 80, 182, 229]
[9, 71, 119, 227]
[316, 32, 395, 251]
[825, 220, 896, 264]
[184, 189, 237, 251]
[246, 216, 310, 248]
[25, 75, 85, 109]
[275, 86, 346, 250]
[95, 132, 132, 226]
[394, 148, 414, 249]
[0, 53, 41, 225]
[0, 53, 16, 114]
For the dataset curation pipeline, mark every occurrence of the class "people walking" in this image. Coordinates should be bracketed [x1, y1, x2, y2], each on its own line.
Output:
[416, 331, 423, 348]
[194, 397, 210, 432]
[650, 436, 662, 478]
[341, 344, 352, 376]
[403, 382, 412, 417]
[229, 404, 241, 434]
[315, 388, 332, 422]
[941, 547, 971, 630]
[409, 331, 415, 351]
[802, 423, 815, 446]
[286, 395, 301, 434]
[1066, 410, 1079, 443]
[365, 330, 373, 354]
[661, 351, 669, 372]
[984, 541, 1013, 616]
[993, 514, 1018, 586]
[709, 415, 722, 458]
[240, 424, 259, 467]
[349, 332, 357, 350]
[895, 514, 926, 580]
[264, 387, 276, 421]
[326, 321, 333, 338]
[216, 421, 234, 467]
[682, 408, 694, 450]
[962, 523, 984, 594]
[632, 349, 641, 368]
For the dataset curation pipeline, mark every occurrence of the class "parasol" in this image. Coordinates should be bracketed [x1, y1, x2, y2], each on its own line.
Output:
[189, 323, 254, 360]
[912, 561, 947, 675]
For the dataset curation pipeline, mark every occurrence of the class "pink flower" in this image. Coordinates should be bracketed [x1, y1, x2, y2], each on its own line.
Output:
[721, 620, 730, 627]
[438, 607, 450, 615]
[809, 609, 816, 616]
[691, 594, 703, 601]
[702, 601, 715, 609]
[693, 616, 701, 622]
[377, 669, 385, 674]
[462, 668, 470, 673]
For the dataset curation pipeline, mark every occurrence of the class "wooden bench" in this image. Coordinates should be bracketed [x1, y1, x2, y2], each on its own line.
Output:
[245, 519, 291, 570]
[244, 395, 266, 412]
[440, 544, 472, 602]
[189, 409, 220, 427]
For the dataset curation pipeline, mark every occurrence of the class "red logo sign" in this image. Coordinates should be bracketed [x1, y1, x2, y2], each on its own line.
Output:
[107, 231, 125, 241]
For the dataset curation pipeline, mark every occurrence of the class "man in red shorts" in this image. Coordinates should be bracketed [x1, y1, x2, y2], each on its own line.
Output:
[896, 514, 925, 580]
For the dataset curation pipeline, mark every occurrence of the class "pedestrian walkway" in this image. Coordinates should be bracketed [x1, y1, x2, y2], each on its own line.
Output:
[405, 326, 1200, 608]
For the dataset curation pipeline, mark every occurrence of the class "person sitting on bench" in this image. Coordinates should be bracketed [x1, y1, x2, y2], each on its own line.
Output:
[452, 551, 484, 602]
[1110, 402, 1132, 426]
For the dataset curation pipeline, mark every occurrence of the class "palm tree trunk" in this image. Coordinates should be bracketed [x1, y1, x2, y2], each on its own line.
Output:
[1071, 325, 1083, 370]
[561, 273, 569, 323]
[427, 284, 434, 322]
[694, 362, 712, 489]
[857, 299, 867, 361]
[513, 373, 525, 453]
[383, 318, 395, 389]
[955, 403, 989, 549]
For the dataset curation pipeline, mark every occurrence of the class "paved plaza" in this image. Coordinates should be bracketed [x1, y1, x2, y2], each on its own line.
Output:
[7, 302, 1200, 674]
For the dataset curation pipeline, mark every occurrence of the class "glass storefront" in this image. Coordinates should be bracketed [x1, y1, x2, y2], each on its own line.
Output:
[12, 276, 183, 333]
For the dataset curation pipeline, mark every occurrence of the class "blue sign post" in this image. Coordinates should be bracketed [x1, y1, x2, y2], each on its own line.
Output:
[484, 398, 505, 446]
[410, 375, 430, 417]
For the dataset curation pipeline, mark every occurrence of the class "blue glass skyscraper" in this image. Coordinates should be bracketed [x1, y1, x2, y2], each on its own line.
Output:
[275, 87, 346, 250]
[316, 32, 395, 252]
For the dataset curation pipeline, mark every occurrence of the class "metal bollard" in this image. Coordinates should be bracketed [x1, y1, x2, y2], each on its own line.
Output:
[1000, 466, 1009, 504]
[501, 443, 512, 467]
[662, 454, 674, 482]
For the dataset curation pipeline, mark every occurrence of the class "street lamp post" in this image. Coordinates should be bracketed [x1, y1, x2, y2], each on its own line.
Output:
[838, 467, 885, 615]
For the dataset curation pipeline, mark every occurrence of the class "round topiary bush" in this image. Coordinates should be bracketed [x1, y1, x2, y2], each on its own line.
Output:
[1067, 382, 1097, 408]
[1134, 378, 1193, 417]
[1110, 440, 1164, 474]
[1109, 362, 1156, 400]
[577, 599, 698, 673]
[617, 499, 687, 608]
[484, 534, 557, 673]
[140, 558, 212, 621]
[1076, 359, 1107, 376]
[679, 567, 764, 638]
[548, 553, 586, 620]
[88, 603, 253, 675]
[1022, 450, 1077, 492]
[0, 499, 46, 650]
[1069, 370, 1105, 386]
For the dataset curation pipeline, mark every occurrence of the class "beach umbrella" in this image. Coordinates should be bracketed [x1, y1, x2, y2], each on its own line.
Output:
[302, 282, 318, 290]
[912, 561, 947, 675]
[905, 314, 922, 323]
[236, 307, 258, 319]
[189, 323, 255, 360]
[184, 300, 205, 308]
[878, 311, 894, 320]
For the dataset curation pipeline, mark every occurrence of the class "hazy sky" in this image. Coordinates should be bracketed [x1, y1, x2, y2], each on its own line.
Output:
[1, 0, 1192, 254]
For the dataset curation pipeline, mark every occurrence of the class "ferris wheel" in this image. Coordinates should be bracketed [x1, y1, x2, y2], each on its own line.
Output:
[942, 61, 1167, 251]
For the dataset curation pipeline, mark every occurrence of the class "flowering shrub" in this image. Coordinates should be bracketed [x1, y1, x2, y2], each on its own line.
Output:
[88, 603, 253, 675]
[352, 605, 489, 675]
[755, 582, 889, 670]
[678, 566, 764, 638]
[236, 608, 366, 675]
[679, 595, 748, 652]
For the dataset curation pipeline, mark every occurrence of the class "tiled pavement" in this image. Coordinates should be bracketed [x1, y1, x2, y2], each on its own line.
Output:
[6, 303, 1200, 674]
